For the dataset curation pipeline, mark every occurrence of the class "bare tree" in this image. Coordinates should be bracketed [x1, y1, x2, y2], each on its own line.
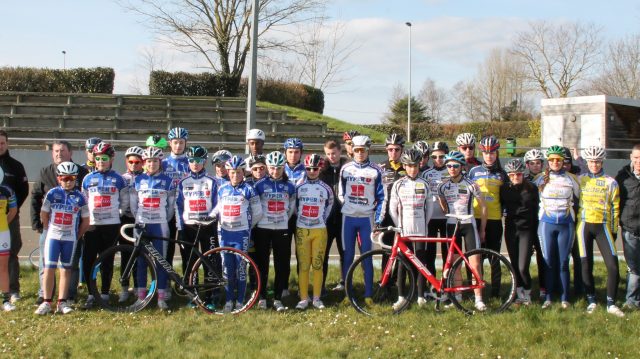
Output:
[418, 78, 448, 123]
[451, 80, 482, 123]
[129, 46, 174, 94]
[587, 34, 640, 98]
[511, 20, 602, 98]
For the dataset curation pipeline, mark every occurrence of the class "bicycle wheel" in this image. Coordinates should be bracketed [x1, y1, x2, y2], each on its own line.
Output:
[29, 247, 40, 269]
[446, 248, 516, 314]
[345, 249, 416, 316]
[190, 247, 260, 314]
[89, 245, 157, 313]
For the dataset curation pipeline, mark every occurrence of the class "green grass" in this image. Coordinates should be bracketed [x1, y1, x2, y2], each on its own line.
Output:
[2, 263, 637, 358]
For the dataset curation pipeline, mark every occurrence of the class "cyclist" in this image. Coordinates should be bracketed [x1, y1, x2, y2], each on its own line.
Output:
[533, 145, 580, 309]
[388, 148, 433, 310]
[130, 147, 176, 310]
[253, 151, 296, 311]
[246, 129, 266, 156]
[246, 154, 267, 186]
[379, 133, 407, 247]
[83, 137, 102, 172]
[283, 138, 305, 296]
[437, 151, 488, 310]
[500, 159, 538, 305]
[0, 168, 17, 312]
[211, 150, 232, 187]
[412, 141, 430, 172]
[468, 135, 507, 296]
[80, 143, 129, 309]
[294, 154, 334, 310]
[576, 145, 624, 317]
[339, 135, 384, 304]
[36, 162, 90, 315]
[342, 130, 360, 159]
[523, 148, 547, 299]
[210, 155, 263, 312]
[456, 133, 480, 172]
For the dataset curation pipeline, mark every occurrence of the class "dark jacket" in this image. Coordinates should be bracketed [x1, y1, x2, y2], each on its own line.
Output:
[30, 162, 88, 231]
[320, 156, 348, 226]
[500, 179, 539, 230]
[616, 165, 640, 234]
[0, 150, 29, 210]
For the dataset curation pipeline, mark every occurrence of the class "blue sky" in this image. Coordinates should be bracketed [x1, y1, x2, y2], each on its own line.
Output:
[2, 0, 639, 124]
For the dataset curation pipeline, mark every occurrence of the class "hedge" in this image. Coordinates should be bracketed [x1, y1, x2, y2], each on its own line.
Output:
[239, 79, 324, 114]
[149, 71, 239, 97]
[0, 67, 114, 93]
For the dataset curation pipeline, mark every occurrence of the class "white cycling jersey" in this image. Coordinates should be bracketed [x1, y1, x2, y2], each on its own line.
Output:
[437, 176, 482, 224]
[295, 178, 334, 229]
[421, 166, 449, 219]
[81, 170, 128, 225]
[389, 176, 433, 236]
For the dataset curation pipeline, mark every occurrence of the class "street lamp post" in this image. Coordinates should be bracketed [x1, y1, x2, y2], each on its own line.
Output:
[245, 0, 259, 154]
[62, 50, 67, 70]
[405, 22, 412, 143]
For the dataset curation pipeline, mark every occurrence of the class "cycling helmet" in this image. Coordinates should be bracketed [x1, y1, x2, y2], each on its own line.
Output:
[283, 137, 304, 150]
[92, 142, 115, 157]
[246, 128, 266, 142]
[504, 159, 526, 173]
[146, 135, 168, 149]
[456, 133, 476, 146]
[545, 145, 566, 158]
[400, 148, 422, 165]
[168, 127, 189, 140]
[248, 154, 266, 167]
[56, 161, 79, 176]
[431, 141, 449, 153]
[343, 130, 360, 142]
[266, 151, 286, 167]
[582, 145, 606, 161]
[211, 150, 232, 165]
[304, 154, 324, 168]
[562, 147, 573, 160]
[444, 151, 466, 166]
[225, 155, 246, 170]
[524, 149, 544, 163]
[351, 135, 372, 148]
[142, 147, 164, 160]
[186, 145, 208, 159]
[385, 133, 405, 147]
[85, 137, 102, 151]
[478, 135, 500, 152]
[125, 146, 145, 158]
[413, 141, 430, 156]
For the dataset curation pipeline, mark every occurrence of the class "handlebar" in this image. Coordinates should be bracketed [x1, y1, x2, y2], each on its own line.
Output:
[371, 226, 401, 250]
[120, 224, 136, 243]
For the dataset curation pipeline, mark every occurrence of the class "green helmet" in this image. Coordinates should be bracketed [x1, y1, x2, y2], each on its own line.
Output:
[545, 145, 566, 159]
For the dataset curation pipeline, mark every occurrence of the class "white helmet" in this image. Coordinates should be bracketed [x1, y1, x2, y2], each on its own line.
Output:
[142, 147, 164, 160]
[456, 133, 476, 146]
[125, 146, 145, 158]
[524, 149, 544, 163]
[56, 162, 79, 176]
[582, 145, 606, 161]
[246, 129, 265, 142]
[351, 135, 372, 148]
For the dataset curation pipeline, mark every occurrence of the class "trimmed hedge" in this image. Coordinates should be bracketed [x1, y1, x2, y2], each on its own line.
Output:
[241, 79, 324, 114]
[149, 71, 239, 97]
[0, 67, 114, 93]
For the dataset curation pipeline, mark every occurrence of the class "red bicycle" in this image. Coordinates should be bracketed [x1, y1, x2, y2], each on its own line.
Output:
[345, 214, 516, 315]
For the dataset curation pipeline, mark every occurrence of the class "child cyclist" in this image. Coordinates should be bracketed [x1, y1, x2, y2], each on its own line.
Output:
[0, 168, 18, 311]
[210, 155, 263, 312]
[36, 162, 90, 315]
[294, 154, 334, 310]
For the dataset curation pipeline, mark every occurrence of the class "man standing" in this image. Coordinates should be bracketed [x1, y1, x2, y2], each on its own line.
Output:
[616, 144, 640, 310]
[0, 130, 28, 302]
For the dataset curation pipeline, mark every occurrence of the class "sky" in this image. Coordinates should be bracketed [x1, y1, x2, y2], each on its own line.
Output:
[2, 0, 639, 124]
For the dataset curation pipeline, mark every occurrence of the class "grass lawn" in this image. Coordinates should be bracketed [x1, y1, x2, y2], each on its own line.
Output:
[1, 263, 637, 358]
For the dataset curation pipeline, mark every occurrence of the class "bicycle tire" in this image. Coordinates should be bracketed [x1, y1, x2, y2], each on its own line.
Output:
[345, 249, 416, 316]
[190, 247, 261, 314]
[89, 245, 158, 313]
[28, 247, 40, 269]
[446, 248, 516, 315]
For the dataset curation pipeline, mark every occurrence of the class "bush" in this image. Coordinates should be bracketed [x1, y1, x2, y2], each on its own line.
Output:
[0, 67, 114, 93]
[149, 71, 240, 97]
[364, 121, 536, 142]
[239, 78, 325, 114]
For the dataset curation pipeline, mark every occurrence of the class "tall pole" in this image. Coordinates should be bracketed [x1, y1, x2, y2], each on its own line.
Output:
[405, 22, 412, 143]
[246, 0, 259, 154]
[62, 50, 67, 70]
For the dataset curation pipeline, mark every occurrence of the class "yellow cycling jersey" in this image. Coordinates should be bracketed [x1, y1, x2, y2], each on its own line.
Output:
[468, 166, 507, 220]
[578, 172, 619, 229]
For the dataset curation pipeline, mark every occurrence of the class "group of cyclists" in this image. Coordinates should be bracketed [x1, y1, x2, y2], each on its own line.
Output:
[0, 125, 631, 318]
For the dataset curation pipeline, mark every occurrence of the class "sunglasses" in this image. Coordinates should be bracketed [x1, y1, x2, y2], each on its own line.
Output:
[353, 148, 367, 153]
[431, 155, 445, 159]
[548, 158, 563, 163]
[58, 175, 76, 182]
[387, 147, 401, 152]
[94, 155, 111, 162]
[127, 160, 142, 165]
[345, 141, 353, 146]
[460, 146, 474, 151]
[188, 158, 206, 164]
[306, 167, 319, 172]
[446, 163, 461, 169]
[252, 166, 266, 171]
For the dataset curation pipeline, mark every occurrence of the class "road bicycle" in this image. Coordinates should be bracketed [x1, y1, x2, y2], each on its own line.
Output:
[345, 214, 516, 315]
[88, 220, 261, 314]
[28, 247, 40, 268]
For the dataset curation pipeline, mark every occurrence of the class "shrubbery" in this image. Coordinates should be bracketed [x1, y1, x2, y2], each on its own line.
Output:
[240, 78, 324, 114]
[0, 67, 114, 93]
[149, 71, 239, 97]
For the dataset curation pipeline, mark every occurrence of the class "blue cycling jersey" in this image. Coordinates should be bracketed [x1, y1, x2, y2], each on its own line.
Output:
[176, 170, 218, 230]
[130, 172, 176, 224]
[41, 187, 89, 242]
[285, 162, 306, 185]
[82, 170, 128, 225]
[162, 153, 189, 186]
[254, 177, 296, 230]
[213, 181, 263, 231]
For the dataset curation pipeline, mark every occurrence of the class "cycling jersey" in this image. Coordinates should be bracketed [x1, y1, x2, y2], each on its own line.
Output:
[533, 170, 580, 224]
[578, 170, 620, 228]
[437, 176, 482, 224]
[254, 177, 296, 230]
[213, 181, 263, 231]
[82, 170, 128, 225]
[0, 186, 17, 256]
[176, 170, 218, 230]
[162, 153, 189, 186]
[130, 172, 176, 224]
[468, 164, 507, 220]
[388, 176, 433, 236]
[295, 178, 334, 229]
[421, 165, 449, 219]
[285, 162, 306, 185]
[378, 160, 406, 225]
[41, 187, 89, 242]
[214, 175, 229, 188]
[121, 170, 142, 218]
[338, 160, 385, 220]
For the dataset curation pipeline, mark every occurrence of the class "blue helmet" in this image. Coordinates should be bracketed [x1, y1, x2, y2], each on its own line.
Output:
[283, 137, 304, 150]
[225, 155, 246, 170]
[168, 127, 189, 140]
[444, 151, 466, 166]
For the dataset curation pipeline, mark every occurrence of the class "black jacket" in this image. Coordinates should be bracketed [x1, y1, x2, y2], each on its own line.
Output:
[319, 156, 348, 226]
[30, 162, 88, 231]
[0, 150, 29, 210]
[500, 180, 539, 230]
[615, 165, 640, 234]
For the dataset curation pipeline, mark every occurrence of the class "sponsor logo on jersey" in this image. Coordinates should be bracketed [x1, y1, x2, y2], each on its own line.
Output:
[302, 205, 320, 218]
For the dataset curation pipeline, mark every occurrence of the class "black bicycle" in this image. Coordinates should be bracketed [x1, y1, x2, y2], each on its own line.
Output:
[88, 220, 261, 314]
